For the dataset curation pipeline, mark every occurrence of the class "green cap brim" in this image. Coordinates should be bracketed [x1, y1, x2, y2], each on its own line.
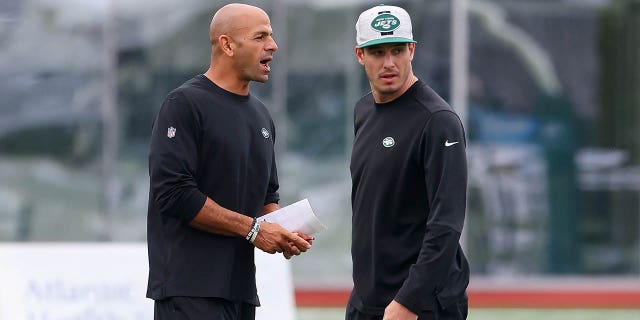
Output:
[357, 37, 417, 48]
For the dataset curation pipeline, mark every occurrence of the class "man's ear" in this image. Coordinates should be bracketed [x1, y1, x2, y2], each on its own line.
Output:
[408, 43, 416, 61]
[219, 35, 235, 57]
[355, 46, 365, 66]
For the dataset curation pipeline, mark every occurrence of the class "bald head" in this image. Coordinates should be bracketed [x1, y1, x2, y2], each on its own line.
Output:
[209, 3, 270, 48]
[204, 3, 277, 93]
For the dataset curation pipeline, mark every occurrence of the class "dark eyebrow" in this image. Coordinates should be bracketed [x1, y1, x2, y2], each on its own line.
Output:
[366, 43, 407, 51]
[365, 43, 406, 51]
[252, 30, 272, 37]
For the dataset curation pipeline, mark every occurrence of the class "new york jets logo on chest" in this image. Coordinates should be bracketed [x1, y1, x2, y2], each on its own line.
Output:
[261, 128, 270, 139]
[382, 136, 395, 148]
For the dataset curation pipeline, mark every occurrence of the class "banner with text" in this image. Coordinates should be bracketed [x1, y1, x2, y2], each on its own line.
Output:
[0, 243, 294, 320]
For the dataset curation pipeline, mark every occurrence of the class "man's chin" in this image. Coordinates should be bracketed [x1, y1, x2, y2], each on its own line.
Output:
[253, 75, 269, 83]
[376, 85, 401, 95]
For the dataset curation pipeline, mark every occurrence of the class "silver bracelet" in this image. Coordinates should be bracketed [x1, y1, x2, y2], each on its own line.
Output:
[246, 218, 261, 244]
[249, 220, 261, 244]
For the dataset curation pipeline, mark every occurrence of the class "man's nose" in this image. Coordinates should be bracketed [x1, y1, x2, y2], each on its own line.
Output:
[383, 52, 394, 67]
[266, 37, 278, 52]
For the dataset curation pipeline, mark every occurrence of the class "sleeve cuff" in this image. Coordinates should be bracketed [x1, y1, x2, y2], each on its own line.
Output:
[395, 293, 439, 314]
[264, 192, 280, 206]
[181, 192, 207, 222]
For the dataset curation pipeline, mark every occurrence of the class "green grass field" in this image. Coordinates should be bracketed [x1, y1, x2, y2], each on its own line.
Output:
[297, 307, 640, 320]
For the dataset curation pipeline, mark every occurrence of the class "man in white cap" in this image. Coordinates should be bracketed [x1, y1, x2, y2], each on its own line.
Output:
[348, 4, 469, 320]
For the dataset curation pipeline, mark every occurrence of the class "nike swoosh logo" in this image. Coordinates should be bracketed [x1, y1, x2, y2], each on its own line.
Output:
[445, 140, 459, 147]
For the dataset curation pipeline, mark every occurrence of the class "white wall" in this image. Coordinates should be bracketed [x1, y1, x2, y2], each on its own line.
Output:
[0, 243, 295, 320]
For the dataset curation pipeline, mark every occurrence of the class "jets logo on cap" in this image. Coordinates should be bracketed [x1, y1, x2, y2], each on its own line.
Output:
[371, 13, 400, 32]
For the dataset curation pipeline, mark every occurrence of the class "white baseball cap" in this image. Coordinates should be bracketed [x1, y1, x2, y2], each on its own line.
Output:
[355, 4, 417, 48]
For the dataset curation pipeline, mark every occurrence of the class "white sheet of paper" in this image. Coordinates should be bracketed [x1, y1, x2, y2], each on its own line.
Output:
[258, 199, 327, 235]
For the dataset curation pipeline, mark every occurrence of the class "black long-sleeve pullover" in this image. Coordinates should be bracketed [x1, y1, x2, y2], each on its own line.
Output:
[349, 80, 469, 314]
[146, 75, 279, 305]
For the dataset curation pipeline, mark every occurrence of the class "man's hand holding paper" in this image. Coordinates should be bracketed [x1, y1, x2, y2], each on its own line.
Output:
[258, 199, 327, 259]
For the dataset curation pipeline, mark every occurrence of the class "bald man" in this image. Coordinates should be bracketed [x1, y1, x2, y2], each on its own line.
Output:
[146, 4, 312, 319]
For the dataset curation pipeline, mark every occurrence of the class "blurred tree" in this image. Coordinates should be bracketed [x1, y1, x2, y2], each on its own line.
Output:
[598, 0, 640, 163]
[595, 0, 640, 273]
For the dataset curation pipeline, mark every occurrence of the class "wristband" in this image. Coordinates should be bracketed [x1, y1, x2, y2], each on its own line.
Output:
[245, 218, 261, 244]
[249, 220, 260, 244]
[245, 218, 257, 241]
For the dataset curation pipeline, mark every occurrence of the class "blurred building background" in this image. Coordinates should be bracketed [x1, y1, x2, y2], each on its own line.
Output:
[0, 0, 639, 304]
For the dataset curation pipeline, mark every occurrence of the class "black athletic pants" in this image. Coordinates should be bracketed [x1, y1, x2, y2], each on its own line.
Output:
[154, 297, 256, 320]
[345, 299, 468, 320]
